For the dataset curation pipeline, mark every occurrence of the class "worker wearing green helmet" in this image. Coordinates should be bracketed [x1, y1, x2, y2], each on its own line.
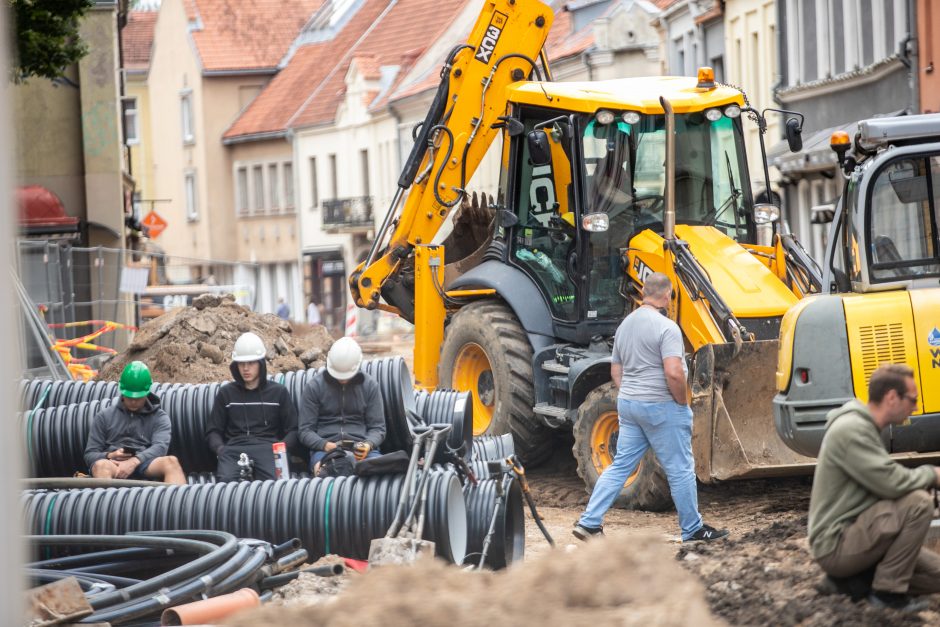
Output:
[83, 361, 185, 484]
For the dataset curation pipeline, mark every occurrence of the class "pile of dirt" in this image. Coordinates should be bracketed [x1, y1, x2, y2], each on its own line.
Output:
[97, 294, 335, 383]
[228, 533, 722, 627]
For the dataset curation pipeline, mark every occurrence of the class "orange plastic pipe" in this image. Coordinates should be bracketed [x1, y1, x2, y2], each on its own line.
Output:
[160, 588, 260, 626]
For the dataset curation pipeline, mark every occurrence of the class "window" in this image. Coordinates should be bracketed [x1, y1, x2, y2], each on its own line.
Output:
[185, 171, 198, 221]
[310, 157, 319, 208]
[284, 162, 294, 210]
[122, 98, 139, 145]
[253, 165, 264, 213]
[268, 164, 280, 211]
[867, 156, 940, 281]
[360, 149, 370, 196]
[329, 154, 338, 199]
[180, 91, 194, 144]
[236, 167, 249, 215]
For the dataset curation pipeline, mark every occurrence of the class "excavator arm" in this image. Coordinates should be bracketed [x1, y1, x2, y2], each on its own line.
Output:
[350, 0, 554, 318]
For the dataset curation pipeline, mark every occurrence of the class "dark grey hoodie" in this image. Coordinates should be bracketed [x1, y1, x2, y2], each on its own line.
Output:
[83, 393, 171, 470]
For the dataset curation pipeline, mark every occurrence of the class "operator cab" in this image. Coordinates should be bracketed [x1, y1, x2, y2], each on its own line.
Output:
[503, 83, 758, 343]
[824, 118, 940, 294]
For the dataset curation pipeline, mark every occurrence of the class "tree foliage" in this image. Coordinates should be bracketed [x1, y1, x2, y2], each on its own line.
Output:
[10, 0, 94, 82]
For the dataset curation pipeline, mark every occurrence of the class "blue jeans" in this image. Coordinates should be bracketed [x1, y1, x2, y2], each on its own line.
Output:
[578, 398, 703, 540]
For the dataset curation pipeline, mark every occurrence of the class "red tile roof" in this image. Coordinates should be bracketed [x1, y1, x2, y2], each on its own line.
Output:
[225, 0, 469, 140]
[188, 0, 325, 72]
[122, 11, 158, 72]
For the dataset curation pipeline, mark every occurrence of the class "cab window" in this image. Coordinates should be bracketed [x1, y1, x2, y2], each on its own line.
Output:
[867, 156, 940, 281]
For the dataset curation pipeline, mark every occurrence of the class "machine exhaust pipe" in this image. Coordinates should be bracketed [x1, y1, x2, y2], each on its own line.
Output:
[660, 96, 676, 241]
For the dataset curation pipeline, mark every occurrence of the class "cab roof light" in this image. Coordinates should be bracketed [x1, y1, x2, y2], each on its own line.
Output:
[595, 110, 615, 125]
[830, 130, 853, 173]
[696, 67, 716, 90]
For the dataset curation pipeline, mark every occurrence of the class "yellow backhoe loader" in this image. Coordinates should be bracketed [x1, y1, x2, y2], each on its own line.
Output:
[351, 0, 822, 508]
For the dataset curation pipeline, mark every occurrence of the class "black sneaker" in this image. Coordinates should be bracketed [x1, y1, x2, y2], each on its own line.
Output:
[572, 524, 604, 541]
[867, 590, 929, 613]
[816, 569, 874, 601]
[685, 524, 729, 543]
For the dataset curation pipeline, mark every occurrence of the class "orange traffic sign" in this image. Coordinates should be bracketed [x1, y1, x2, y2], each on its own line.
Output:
[142, 210, 168, 239]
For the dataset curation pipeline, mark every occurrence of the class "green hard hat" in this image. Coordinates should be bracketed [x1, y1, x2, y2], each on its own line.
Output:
[119, 361, 152, 398]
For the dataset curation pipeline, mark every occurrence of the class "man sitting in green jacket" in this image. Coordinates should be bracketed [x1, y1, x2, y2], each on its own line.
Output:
[809, 364, 940, 613]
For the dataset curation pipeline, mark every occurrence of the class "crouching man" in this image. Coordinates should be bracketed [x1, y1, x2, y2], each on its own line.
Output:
[810, 364, 940, 612]
[206, 332, 299, 481]
[84, 361, 185, 484]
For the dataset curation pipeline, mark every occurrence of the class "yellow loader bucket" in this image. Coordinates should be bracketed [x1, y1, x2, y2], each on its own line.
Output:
[690, 340, 816, 482]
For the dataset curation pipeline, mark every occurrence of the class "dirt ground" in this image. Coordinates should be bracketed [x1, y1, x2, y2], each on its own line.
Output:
[96, 293, 334, 383]
[225, 439, 940, 627]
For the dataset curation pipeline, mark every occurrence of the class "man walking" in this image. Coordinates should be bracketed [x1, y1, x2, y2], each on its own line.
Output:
[85, 361, 185, 484]
[573, 272, 728, 543]
[810, 364, 940, 612]
[299, 336, 385, 474]
[206, 332, 299, 481]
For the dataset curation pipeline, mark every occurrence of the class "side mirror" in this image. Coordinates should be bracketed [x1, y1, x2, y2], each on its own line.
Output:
[527, 130, 552, 167]
[785, 117, 803, 153]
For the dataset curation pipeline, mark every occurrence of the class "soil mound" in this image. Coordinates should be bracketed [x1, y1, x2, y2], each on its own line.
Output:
[97, 294, 334, 383]
[228, 532, 723, 626]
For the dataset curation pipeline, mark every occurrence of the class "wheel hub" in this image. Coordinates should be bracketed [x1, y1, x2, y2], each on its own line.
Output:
[453, 343, 495, 435]
[590, 409, 642, 488]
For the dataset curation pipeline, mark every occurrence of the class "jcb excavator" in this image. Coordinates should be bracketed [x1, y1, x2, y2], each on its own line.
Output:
[775, 113, 940, 460]
[351, 0, 822, 508]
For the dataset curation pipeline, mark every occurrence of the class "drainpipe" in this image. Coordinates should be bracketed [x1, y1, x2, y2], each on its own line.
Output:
[581, 49, 594, 81]
[902, 0, 919, 113]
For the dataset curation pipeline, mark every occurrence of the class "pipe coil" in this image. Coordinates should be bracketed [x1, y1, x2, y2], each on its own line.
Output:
[23, 472, 467, 564]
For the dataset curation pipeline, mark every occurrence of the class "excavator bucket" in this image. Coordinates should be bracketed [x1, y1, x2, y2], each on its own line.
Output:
[690, 340, 816, 482]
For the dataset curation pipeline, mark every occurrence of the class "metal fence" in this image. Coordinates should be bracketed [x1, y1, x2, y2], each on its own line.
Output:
[15, 240, 260, 378]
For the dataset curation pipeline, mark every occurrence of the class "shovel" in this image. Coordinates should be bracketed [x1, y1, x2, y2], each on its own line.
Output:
[368, 423, 452, 566]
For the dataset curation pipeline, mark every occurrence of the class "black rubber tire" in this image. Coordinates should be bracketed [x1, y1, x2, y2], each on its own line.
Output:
[438, 300, 552, 467]
[572, 383, 671, 511]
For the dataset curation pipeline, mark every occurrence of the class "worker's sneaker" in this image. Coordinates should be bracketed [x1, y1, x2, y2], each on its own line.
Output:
[816, 570, 873, 601]
[572, 524, 604, 541]
[685, 524, 729, 543]
[867, 590, 929, 613]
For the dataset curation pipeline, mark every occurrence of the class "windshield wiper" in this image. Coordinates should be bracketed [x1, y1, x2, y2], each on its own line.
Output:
[703, 152, 742, 227]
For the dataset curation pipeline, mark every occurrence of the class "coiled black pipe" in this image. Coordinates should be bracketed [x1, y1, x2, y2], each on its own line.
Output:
[23, 473, 467, 564]
[463, 475, 525, 570]
[471, 434, 516, 461]
[414, 389, 473, 459]
[259, 562, 344, 589]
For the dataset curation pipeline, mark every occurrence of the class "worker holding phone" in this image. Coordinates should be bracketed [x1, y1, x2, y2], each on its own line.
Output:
[84, 361, 186, 484]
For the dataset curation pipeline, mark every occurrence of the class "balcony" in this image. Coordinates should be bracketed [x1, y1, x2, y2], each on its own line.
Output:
[321, 196, 374, 233]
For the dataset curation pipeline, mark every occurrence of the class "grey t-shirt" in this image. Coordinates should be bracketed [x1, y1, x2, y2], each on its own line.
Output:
[611, 306, 687, 402]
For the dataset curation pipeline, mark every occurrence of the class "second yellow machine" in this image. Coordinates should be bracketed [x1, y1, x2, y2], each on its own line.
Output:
[351, 0, 821, 508]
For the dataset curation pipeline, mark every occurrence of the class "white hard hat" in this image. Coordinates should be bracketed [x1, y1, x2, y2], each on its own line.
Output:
[327, 336, 362, 380]
[232, 332, 266, 362]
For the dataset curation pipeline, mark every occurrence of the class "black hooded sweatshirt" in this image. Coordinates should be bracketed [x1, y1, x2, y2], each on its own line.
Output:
[205, 359, 299, 455]
[84, 393, 171, 470]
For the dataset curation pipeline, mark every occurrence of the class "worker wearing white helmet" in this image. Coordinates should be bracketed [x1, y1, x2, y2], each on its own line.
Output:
[299, 336, 385, 474]
[205, 332, 299, 481]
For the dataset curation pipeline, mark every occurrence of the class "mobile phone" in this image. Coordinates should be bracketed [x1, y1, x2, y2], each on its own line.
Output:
[123, 446, 137, 456]
[338, 440, 356, 450]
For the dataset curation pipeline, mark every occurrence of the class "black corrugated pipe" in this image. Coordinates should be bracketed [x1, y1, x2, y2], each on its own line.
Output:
[471, 434, 516, 461]
[23, 359, 416, 476]
[23, 473, 467, 564]
[463, 475, 525, 570]
[258, 563, 345, 589]
[414, 389, 473, 459]
[360, 357, 416, 454]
